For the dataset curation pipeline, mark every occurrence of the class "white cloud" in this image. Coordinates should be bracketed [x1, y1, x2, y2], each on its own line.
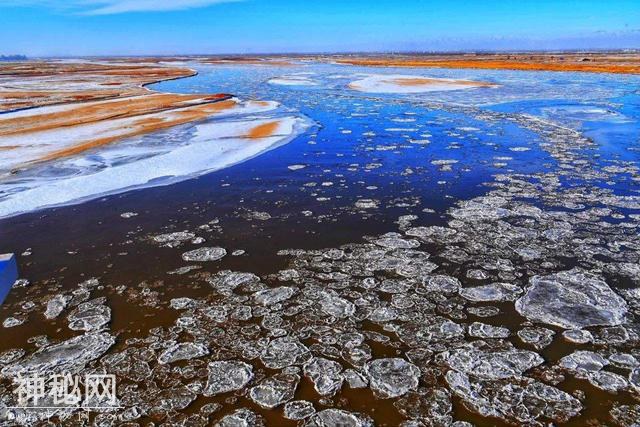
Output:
[83, 0, 242, 15]
[4, 0, 243, 15]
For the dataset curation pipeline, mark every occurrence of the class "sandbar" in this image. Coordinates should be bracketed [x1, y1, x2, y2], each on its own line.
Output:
[348, 74, 497, 94]
[331, 52, 640, 74]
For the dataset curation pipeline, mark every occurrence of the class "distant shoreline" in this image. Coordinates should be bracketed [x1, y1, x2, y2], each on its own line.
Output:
[15, 52, 640, 75]
[330, 53, 640, 75]
[15, 48, 640, 60]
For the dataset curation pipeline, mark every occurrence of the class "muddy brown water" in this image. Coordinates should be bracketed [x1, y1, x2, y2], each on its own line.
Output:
[0, 177, 636, 426]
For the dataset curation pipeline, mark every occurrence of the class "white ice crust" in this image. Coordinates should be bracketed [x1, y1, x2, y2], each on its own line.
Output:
[0, 100, 310, 218]
[348, 74, 493, 94]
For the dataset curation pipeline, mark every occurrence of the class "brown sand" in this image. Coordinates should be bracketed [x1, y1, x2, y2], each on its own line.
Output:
[0, 62, 199, 112]
[244, 121, 281, 139]
[387, 77, 496, 87]
[0, 60, 244, 167]
[0, 94, 234, 137]
[33, 100, 238, 164]
[333, 53, 640, 74]
[199, 57, 295, 66]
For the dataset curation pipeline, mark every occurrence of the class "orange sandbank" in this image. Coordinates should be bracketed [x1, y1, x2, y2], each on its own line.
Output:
[0, 61, 241, 167]
[388, 77, 496, 87]
[245, 121, 281, 139]
[0, 62, 199, 112]
[333, 53, 640, 74]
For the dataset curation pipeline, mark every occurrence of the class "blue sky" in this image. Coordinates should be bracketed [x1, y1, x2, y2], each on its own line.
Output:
[2, 0, 639, 56]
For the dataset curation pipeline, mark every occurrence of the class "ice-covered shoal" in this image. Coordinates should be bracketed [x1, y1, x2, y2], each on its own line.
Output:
[0, 115, 311, 218]
[348, 74, 496, 94]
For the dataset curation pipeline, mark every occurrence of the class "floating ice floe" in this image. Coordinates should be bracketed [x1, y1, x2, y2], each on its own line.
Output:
[559, 351, 630, 392]
[214, 408, 263, 427]
[1, 332, 115, 378]
[459, 282, 522, 302]
[442, 346, 544, 380]
[609, 353, 639, 369]
[304, 409, 373, 427]
[288, 164, 307, 171]
[253, 286, 296, 306]
[181, 247, 227, 262]
[517, 326, 555, 349]
[3, 317, 24, 328]
[446, 370, 582, 425]
[515, 268, 628, 329]
[320, 291, 356, 318]
[44, 294, 71, 319]
[67, 298, 111, 331]
[204, 360, 254, 396]
[630, 368, 640, 393]
[559, 350, 608, 374]
[348, 74, 497, 94]
[158, 342, 209, 364]
[284, 400, 316, 420]
[260, 336, 311, 369]
[268, 76, 319, 86]
[304, 357, 344, 396]
[154, 231, 196, 245]
[540, 104, 631, 125]
[207, 270, 260, 295]
[588, 371, 629, 393]
[468, 322, 510, 339]
[562, 329, 594, 344]
[365, 358, 420, 398]
[249, 372, 300, 408]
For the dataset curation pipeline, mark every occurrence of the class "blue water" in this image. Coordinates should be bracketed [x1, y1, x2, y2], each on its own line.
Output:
[150, 62, 640, 217]
[3, 62, 640, 266]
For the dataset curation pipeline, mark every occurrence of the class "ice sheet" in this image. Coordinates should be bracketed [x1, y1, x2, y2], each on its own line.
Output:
[348, 74, 496, 94]
[0, 115, 310, 218]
